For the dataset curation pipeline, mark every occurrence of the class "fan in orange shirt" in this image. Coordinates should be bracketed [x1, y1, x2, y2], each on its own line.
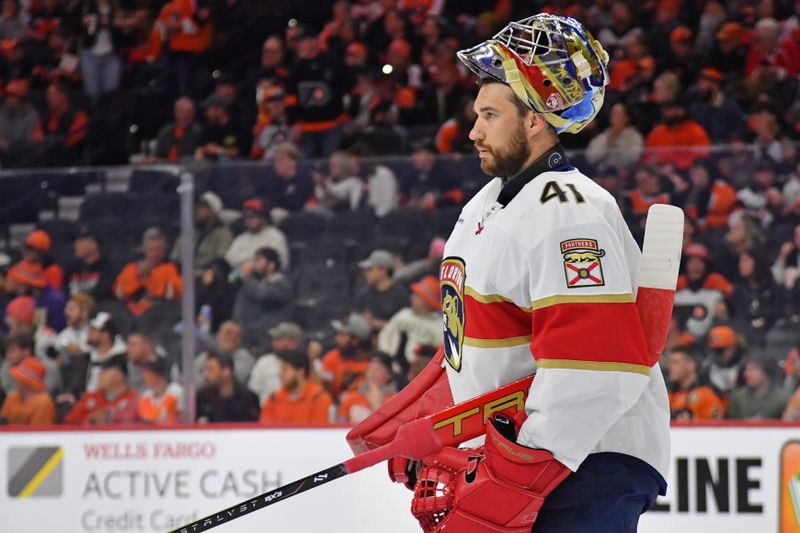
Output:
[138, 357, 183, 425]
[666, 345, 726, 420]
[338, 352, 397, 424]
[0, 357, 56, 425]
[318, 313, 373, 397]
[260, 350, 332, 425]
[113, 227, 182, 316]
[645, 98, 711, 170]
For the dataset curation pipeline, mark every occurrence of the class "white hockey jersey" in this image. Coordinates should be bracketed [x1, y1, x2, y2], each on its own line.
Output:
[440, 161, 670, 482]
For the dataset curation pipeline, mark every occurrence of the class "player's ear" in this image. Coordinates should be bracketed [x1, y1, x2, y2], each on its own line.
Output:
[528, 112, 548, 138]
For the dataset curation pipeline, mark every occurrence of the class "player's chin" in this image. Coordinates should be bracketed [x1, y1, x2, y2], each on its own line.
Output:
[479, 157, 496, 176]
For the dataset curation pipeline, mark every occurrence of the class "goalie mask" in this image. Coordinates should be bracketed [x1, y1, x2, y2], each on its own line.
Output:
[457, 14, 610, 134]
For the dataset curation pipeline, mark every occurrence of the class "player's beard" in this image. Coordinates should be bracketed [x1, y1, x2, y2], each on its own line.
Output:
[477, 120, 531, 178]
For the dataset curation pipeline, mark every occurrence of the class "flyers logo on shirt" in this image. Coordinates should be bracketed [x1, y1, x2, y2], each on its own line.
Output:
[780, 440, 800, 532]
[561, 238, 606, 288]
[440, 257, 466, 372]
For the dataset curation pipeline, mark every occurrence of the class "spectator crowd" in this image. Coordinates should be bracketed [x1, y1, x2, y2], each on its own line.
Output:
[2, 0, 800, 427]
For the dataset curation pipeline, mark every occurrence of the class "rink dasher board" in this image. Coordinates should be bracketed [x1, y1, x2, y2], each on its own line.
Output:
[1, 424, 799, 533]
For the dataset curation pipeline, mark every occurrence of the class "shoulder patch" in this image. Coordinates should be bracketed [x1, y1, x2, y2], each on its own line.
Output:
[561, 238, 605, 288]
[440, 257, 466, 372]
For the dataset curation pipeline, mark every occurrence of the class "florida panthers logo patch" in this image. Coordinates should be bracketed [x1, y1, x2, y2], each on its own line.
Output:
[561, 239, 605, 288]
[440, 257, 466, 372]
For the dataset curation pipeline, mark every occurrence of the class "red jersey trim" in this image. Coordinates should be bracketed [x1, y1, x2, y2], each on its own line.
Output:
[531, 301, 649, 366]
[464, 293, 531, 340]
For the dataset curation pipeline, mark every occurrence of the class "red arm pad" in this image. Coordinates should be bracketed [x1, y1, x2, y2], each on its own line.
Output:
[347, 349, 454, 455]
[635, 286, 675, 366]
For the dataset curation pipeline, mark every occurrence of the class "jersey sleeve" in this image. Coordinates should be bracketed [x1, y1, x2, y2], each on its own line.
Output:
[517, 216, 652, 472]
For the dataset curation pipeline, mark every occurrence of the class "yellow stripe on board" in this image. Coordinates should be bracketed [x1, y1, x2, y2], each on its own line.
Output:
[464, 335, 532, 348]
[537, 359, 651, 376]
[531, 293, 634, 311]
[18, 447, 63, 498]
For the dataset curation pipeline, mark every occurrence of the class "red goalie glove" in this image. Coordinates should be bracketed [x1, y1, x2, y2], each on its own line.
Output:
[411, 414, 571, 533]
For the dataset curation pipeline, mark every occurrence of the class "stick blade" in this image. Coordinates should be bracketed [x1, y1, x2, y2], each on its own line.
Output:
[639, 204, 684, 290]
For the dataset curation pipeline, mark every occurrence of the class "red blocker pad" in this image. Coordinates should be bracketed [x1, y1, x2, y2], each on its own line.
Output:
[343, 373, 534, 474]
[347, 350, 454, 455]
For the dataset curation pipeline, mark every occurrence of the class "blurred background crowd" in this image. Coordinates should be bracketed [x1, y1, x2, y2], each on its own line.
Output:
[1, 0, 800, 427]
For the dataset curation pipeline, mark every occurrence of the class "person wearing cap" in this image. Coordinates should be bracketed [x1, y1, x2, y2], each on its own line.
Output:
[3, 294, 36, 334]
[194, 93, 251, 160]
[224, 197, 290, 270]
[248, 321, 304, 404]
[684, 158, 737, 230]
[196, 351, 260, 423]
[377, 275, 443, 368]
[5, 258, 66, 331]
[664, 25, 700, 88]
[709, 21, 747, 76]
[585, 102, 644, 169]
[232, 244, 292, 351]
[688, 67, 745, 144]
[338, 352, 397, 424]
[727, 355, 790, 420]
[0, 356, 56, 425]
[260, 348, 332, 424]
[64, 353, 140, 425]
[138, 356, 183, 425]
[113, 227, 183, 316]
[0, 78, 39, 152]
[170, 191, 233, 275]
[84, 311, 127, 392]
[251, 83, 291, 160]
[319, 312, 373, 397]
[354, 249, 408, 331]
[676, 243, 733, 299]
[16, 229, 63, 290]
[705, 325, 746, 395]
[265, 142, 315, 216]
[666, 345, 725, 420]
[153, 96, 203, 162]
[65, 225, 116, 301]
[624, 165, 671, 224]
[0, 331, 61, 398]
[394, 237, 446, 285]
[285, 26, 354, 158]
[644, 96, 711, 170]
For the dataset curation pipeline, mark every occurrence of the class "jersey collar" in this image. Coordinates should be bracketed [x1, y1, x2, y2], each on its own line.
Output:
[496, 143, 571, 207]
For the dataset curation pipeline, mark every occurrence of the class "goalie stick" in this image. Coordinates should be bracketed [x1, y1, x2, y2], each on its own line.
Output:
[170, 374, 534, 533]
[171, 204, 683, 533]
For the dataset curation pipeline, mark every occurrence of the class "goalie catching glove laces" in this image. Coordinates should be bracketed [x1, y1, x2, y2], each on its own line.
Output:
[349, 12, 682, 533]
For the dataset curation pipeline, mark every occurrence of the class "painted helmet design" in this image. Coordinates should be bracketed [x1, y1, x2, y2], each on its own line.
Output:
[457, 14, 610, 134]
